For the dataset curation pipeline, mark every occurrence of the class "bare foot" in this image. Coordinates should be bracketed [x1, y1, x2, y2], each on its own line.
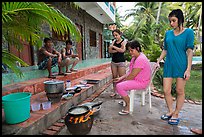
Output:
[190, 128, 202, 135]
[110, 93, 117, 97]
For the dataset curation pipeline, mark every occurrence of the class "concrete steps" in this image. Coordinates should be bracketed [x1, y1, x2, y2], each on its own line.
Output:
[2, 63, 112, 135]
[2, 62, 111, 96]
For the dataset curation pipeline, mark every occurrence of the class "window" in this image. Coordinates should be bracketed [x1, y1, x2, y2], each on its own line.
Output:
[89, 30, 96, 47]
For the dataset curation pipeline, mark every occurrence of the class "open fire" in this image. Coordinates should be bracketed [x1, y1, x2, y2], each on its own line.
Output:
[68, 110, 94, 124]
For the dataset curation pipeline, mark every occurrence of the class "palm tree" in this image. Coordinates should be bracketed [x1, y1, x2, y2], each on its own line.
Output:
[156, 2, 162, 24]
[124, 2, 167, 48]
[2, 2, 81, 77]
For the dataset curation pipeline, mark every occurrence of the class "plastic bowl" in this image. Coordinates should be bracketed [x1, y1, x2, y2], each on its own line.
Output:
[42, 101, 51, 110]
[31, 102, 41, 111]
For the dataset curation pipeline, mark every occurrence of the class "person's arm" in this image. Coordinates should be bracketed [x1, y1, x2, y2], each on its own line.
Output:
[53, 49, 62, 63]
[42, 48, 57, 57]
[112, 40, 127, 53]
[53, 49, 61, 58]
[61, 48, 66, 58]
[70, 48, 78, 58]
[124, 68, 141, 80]
[113, 73, 128, 83]
[184, 48, 193, 80]
[156, 49, 167, 67]
[108, 40, 117, 53]
[114, 68, 141, 83]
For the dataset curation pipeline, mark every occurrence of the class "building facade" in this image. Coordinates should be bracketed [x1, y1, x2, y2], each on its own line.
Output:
[7, 2, 116, 66]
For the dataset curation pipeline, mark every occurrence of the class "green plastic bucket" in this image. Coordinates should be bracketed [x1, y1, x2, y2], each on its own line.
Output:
[2, 92, 32, 124]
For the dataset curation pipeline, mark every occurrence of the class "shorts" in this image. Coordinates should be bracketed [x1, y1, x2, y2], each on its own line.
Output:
[61, 57, 79, 67]
[111, 61, 126, 67]
[38, 57, 58, 70]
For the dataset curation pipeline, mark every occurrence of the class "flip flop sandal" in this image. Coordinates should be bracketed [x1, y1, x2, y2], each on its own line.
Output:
[66, 70, 72, 73]
[58, 73, 65, 76]
[110, 93, 117, 97]
[161, 114, 172, 120]
[118, 110, 129, 115]
[168, 118, 180, 125]
[70, 69, 78, 72]
[48, 75, 56, 79]
[118, 101, 126, 107]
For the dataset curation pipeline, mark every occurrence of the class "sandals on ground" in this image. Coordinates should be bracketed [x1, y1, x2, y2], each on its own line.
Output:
[58, 73, 68, 76]
[161, 114, 172, 120]
[70, 69, 78, 72]
[118, 100, 126, 107]
[58, 73, 65, 76]
[48, 75, 56, 79]
[168, 117, 180, 125]
[66, 70, 72, 73]
[110, 93, 117, 97]
[118, 110, 129, 115]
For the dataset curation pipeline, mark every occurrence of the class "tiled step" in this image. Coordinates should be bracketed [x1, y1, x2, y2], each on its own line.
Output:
[2, 66, 113, 135]
[2, 58, 112, 86]
[2, 62, 111, 96]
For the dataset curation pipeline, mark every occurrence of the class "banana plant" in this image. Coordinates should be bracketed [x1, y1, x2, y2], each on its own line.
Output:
[2, 2, 81, 77]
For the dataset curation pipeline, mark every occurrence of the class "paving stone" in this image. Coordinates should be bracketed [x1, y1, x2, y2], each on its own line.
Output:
[42, 129, 57, 135]
[48, 125, 62, 131]
[53, 122, 65, 127]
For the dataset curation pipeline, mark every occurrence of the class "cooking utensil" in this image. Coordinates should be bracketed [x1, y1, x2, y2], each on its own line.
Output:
[83, 79, 99, 84]
[74, 87, 82, 93]
[79, 101, 103, 116]
[44, 80, 65, 94]
[65, 105, 94, 135]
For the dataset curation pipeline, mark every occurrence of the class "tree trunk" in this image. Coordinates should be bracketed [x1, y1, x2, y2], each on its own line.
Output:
[156, 2, 162, 24]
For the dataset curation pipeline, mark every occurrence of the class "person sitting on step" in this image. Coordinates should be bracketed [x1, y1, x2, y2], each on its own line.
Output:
[38, 37, 64, 78]
[61, 40, 79, 73]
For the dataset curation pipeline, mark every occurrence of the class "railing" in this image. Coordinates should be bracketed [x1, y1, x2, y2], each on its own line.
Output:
[110, 5, 115, 14]
[105, 2, 109, 7]
[104, 2, 115, 15]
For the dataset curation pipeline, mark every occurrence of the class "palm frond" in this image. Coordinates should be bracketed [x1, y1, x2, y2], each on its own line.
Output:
[2, 50, 29, 77]
[2, 2, 82, 78]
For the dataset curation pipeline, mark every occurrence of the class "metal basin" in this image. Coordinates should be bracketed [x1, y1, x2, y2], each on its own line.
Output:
[44, 80, 65, 94]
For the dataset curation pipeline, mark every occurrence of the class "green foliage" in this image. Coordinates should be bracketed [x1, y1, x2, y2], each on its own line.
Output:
[185, 70, 202, 101]
[2, 2, 81, 77]
[153, 67, 202, 101]
[143, 44, 162, 62]
[194, 51, 202, 56]
[191, 63, 202, 70]
[2, 50, 29, 77]
[153, 68, 164, 93]
[153, 68, 178, 97]
[124, 51, 131, 62]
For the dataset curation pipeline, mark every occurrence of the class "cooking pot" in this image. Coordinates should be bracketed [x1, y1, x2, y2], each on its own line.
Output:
[65, 101, 103, 135]
[44, 80, 65, 94]
[65, 105, 94, 135]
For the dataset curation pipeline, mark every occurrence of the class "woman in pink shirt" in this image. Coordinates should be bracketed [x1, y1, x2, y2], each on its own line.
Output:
[114, 40, 151, 115]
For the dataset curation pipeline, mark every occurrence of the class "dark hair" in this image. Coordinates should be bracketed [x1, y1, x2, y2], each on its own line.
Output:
[112, 29, 122, 35]
[126, 40, 142, 52]
[66, 40, 72, 45]
[44, 37, 52, 43]
[168, 9, 184, 28]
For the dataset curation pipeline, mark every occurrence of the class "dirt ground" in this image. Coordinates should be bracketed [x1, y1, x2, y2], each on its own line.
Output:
[58, 88, 202, 135]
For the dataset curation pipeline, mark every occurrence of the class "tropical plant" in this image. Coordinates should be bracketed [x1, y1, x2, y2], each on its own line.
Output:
[2, 2, 81, 77]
